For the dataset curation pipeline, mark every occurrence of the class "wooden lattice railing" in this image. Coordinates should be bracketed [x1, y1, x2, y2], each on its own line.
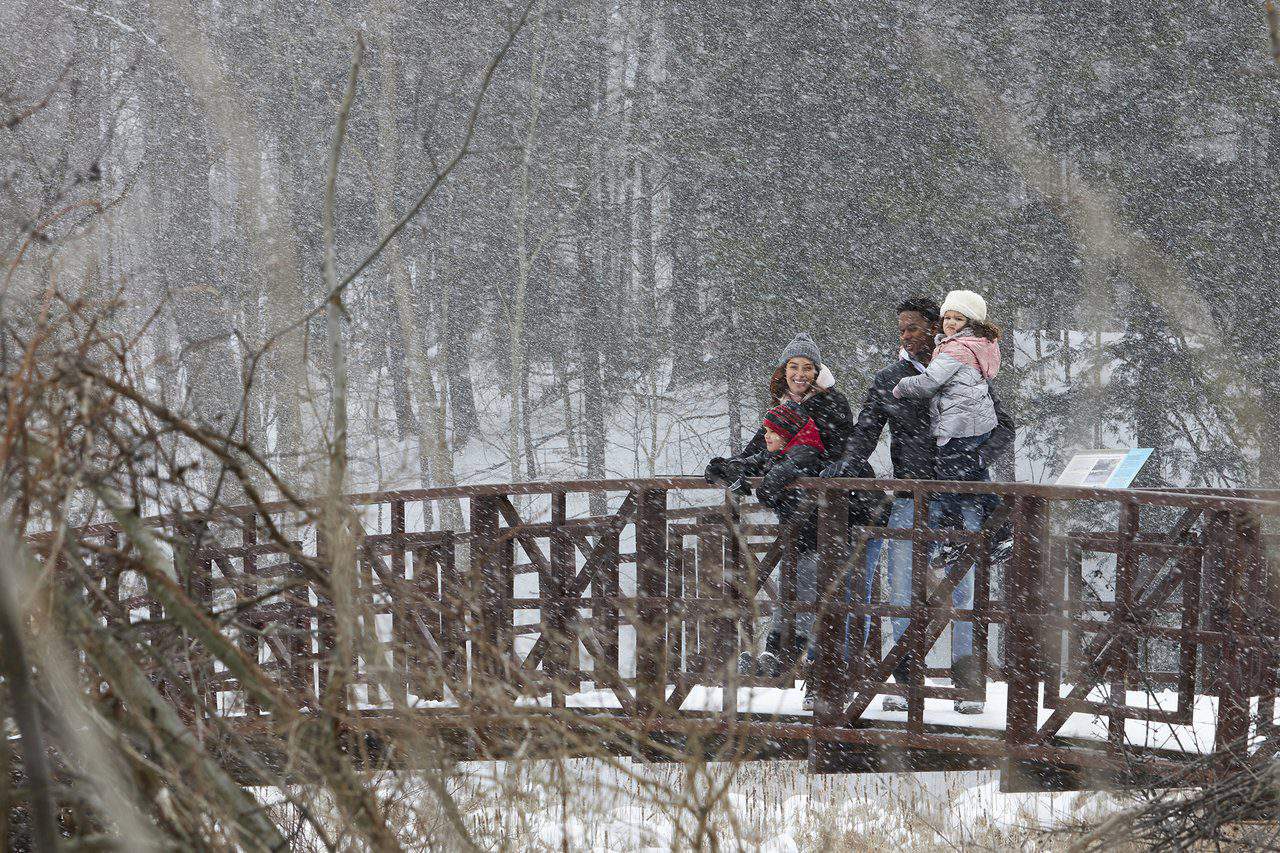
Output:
[45, 477, 1280, 787]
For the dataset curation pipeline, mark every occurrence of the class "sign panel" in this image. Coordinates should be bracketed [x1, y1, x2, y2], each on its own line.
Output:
[1054, 448, 1153, 489]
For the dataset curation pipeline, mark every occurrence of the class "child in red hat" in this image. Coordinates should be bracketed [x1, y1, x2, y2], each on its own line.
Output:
[704, 402, 825, 494]
[761, 402, 826, 456]
[705, 402, 825, 683]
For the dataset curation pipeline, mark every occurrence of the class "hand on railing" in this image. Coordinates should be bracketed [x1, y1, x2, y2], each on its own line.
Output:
[703, 457, 753, 497]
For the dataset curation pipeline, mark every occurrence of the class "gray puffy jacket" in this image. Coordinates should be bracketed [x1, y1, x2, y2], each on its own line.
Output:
[892, 329, 1001, 441]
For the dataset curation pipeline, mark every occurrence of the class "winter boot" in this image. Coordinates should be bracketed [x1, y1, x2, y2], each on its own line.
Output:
[882, 657, 911, 711]
[756, 631, 783, 678]
[785, 634, 811, 678]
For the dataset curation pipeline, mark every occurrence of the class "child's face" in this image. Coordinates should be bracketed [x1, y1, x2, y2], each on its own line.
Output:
[763, 427, 786, 452]
[942, 310, 968, 337]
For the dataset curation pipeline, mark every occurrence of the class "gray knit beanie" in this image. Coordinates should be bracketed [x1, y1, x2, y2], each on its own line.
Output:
[779, 333, 822, 368]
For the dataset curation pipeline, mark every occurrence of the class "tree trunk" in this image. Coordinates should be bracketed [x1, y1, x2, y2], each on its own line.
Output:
[388, 333, 420, 443]
[374, 34, 459, 529]
[576, 239, 607, 516]
[725, 357, 744, 457]
[509, 25, 549, 484]
[156, 91, 248, 503]
[521, 356, 539, 480]
[554, 351, 579, 465]
[722, 283, 744, 455]
[443, 287, 479, 446]
[150, 1, 308, 491]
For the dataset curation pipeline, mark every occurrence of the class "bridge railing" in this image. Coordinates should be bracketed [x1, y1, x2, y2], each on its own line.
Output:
[49, 477, 1280, 783]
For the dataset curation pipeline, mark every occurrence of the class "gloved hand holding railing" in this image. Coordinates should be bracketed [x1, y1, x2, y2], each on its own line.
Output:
[703, 456, 753, 497]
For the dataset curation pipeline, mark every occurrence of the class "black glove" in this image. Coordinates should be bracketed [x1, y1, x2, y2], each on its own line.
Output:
[822, 456, 873, 480]
[727, 477, 753, 498]
[704, 457, 731, 486]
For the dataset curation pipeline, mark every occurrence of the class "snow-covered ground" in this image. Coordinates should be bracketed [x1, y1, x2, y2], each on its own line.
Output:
[346, 760, 1126, 851]
[254, 756, 1132, 850]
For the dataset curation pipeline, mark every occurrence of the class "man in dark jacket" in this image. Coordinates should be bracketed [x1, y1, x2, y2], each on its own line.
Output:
[842, 297, 1015, 482]
[836, 296, 1015, 713]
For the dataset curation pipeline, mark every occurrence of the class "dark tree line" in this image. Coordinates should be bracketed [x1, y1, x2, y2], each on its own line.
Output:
[5, 0, 1278, 503]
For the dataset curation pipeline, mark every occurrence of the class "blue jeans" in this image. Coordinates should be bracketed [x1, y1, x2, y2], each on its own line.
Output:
[859, 496, 978, 665]
[769, 550, 817, 646]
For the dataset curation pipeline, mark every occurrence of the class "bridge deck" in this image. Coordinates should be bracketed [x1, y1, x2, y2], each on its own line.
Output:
[569, 681, 1225, 753]
[343, 680, 1234, 760]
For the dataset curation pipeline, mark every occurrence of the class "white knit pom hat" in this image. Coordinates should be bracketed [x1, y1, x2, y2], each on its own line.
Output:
[940, 289, 987, 323]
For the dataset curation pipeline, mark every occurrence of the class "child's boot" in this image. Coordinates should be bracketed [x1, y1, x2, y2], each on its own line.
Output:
[755, 631, 782, 678]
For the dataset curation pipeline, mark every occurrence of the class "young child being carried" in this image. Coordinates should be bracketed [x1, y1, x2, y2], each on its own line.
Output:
[704, 401, 825, 678]
[891, 289, 1001, 521]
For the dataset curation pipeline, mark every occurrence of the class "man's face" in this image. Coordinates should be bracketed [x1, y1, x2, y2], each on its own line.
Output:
[898, 310, 938, 359]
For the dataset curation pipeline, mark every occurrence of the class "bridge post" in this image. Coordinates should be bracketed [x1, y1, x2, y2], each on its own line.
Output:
[1235, 510, 1273, 700]
[635, 488, 668, 721]
[1108, 502, 1139, 753]
[241, 515, 261, 717]
[809, 487, 850, 773]
[469, 495, 510, 710]
[1002, 495, 1050, 791]
[544, 492, 572, 706]
[175, 521, 215, 713]
[386, 500, 406, 705]
[907, 488, 928, 732]
[1200, 510, 1229, 690]
[695, 515, 729, 678]
[314, 526, 335, 704]
[1212, 511, 1251, 775]
[437, 533, 464, 699]
[1250, 508, 1280, 755]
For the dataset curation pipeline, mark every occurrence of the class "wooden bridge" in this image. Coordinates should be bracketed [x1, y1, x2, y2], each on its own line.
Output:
[61, 477, 1280, 793]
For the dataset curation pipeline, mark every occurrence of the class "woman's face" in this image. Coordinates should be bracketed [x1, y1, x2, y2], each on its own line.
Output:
[785, 357, 817, 396]
[763, 427, 785, 452]
[942, 310, 968, 338]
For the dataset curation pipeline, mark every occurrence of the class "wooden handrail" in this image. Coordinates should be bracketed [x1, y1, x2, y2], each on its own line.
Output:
[36, 476, 1280, 541]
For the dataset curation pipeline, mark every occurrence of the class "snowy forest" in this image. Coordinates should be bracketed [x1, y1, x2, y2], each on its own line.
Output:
[7, 0, 1280, 503]
[5, 0, 1280, 850]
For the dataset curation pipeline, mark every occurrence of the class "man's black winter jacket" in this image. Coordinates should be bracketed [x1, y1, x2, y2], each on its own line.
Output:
[841, 356, 1014, 480]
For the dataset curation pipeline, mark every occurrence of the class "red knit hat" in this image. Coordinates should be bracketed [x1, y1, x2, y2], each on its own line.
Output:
[763, 403, 808, 442]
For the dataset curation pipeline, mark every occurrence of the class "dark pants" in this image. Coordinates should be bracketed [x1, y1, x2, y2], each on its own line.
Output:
[934, 431, 997, 522]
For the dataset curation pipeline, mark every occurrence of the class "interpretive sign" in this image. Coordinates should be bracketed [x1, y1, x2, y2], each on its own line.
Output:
[1054, 448, 1153, 489]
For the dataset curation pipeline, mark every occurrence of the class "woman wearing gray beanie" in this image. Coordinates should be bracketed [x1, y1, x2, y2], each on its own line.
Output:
[702, 333, 855, 689]
[705, 333, 852, 479]
[758, 333, 851, 463]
